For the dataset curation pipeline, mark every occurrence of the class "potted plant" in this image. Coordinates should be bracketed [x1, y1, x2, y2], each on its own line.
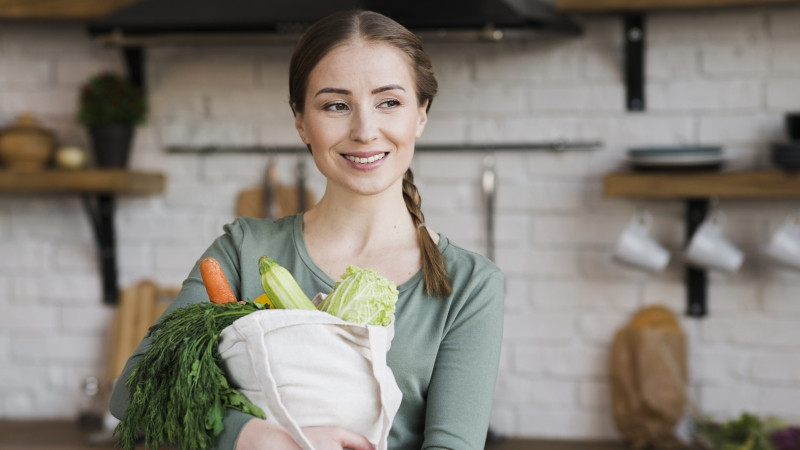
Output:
[77, 72, 147, 168]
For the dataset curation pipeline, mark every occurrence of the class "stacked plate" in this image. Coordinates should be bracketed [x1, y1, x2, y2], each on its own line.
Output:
[626, 146, 725, 172]
[771, 142, 800, 170]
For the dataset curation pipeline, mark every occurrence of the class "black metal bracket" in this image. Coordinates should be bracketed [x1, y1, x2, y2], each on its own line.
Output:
[83, 195, 118, 305]
[624, 13, 645, 111]
[686, 199, 709, 317]
[122, 46, 146, 91]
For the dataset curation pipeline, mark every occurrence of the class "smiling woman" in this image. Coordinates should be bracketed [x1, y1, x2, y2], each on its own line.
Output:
[109, 9, 505, 450]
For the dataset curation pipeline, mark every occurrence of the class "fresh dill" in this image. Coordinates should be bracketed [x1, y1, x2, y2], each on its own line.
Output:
[115, 301, 266, 450]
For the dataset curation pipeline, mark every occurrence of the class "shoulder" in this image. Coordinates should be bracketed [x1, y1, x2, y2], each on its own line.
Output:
[222, 215, 298, 242]
[437, 235, 504, 310]
[440, 235, 504, 284]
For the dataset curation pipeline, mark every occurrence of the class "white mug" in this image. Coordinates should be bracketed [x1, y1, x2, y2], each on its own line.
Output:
[685, 211, 744, 273]
[764, 215, 800, 269]
[613, 211, 670, 272]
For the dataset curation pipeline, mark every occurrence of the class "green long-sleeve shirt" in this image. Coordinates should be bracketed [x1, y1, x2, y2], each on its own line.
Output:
[110, 214, 504, 449]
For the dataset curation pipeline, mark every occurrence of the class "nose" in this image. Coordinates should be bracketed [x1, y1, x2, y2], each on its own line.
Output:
[349, 108, 379, 143]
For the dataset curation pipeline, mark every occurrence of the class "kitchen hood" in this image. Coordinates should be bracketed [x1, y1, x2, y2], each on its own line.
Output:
[87, 0, 582, 45]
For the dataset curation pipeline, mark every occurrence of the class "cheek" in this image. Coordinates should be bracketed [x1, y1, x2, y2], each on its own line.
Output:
[305, 120, 338, 144]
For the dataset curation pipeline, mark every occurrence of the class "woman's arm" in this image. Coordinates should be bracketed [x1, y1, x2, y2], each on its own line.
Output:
[422, 268, 505, 449]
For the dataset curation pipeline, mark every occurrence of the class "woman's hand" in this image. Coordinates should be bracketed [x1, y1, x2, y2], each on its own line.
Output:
[235, 419, 374, 450]
[303, 426, 375, 450]
[235, 419, 300, 449]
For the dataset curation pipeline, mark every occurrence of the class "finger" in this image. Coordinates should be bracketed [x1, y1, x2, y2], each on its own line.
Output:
[338, 430, 375, 450]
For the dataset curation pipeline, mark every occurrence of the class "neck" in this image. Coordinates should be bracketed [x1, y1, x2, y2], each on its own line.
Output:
[303, 181, 415, 252]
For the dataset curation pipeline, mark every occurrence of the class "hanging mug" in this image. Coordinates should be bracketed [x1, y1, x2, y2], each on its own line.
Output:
[613, 210, 671, 272]
[764, 214, 800, 269]
[685, 210, 744, 273]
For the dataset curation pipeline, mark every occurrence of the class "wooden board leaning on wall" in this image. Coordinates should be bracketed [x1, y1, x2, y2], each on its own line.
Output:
[0, 0, 138, 20]
[556, 0, 800, 12]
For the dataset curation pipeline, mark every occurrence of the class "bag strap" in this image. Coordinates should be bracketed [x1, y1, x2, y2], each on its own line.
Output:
[366, 325, 403, 450]
[240, 315, 318, 450]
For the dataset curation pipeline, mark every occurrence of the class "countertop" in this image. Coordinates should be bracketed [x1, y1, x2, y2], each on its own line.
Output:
[0, 420, 631, 450]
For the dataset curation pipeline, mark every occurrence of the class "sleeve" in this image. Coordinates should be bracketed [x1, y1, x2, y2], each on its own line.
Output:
[422, 267, 505, 449]
[108, 218, 258, 450]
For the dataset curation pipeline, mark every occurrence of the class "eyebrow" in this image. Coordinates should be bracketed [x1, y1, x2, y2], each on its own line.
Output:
[314, 84, 406, 97]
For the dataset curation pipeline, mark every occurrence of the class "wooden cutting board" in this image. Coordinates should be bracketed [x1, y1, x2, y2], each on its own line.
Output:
[107, 281, 178, 382]
[236, 184, 315, 218]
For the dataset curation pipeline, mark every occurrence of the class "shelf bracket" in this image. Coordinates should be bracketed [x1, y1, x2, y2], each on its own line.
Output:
[624, 12, 645, 111]
[686, 199, 709, 317]
[122, 46, 145, 91]
[82, 194, 118, 305]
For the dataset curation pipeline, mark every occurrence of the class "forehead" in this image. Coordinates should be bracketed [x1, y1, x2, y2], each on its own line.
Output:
[308, 41, 415, 89]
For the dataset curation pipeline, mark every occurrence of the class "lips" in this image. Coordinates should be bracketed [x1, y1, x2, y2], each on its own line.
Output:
[345, 152, 387, 164]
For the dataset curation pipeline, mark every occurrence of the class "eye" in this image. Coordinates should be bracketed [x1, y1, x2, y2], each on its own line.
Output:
[379, 99, 401, 109]
[323, 102, 349, 112]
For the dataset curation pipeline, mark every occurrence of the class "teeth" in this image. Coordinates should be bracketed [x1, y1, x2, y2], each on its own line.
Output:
[347, 153, 385, 164]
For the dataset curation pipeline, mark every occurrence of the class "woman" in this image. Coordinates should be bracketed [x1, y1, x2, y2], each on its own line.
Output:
[110, 9, 504, 450]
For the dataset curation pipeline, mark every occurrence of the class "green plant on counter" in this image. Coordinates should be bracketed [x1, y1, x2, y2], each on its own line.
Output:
[694, 413, 789, 450]
[76, 72, 147, 126]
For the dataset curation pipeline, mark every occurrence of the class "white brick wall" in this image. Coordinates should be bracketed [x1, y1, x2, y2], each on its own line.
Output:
[1, 4, 800, 441]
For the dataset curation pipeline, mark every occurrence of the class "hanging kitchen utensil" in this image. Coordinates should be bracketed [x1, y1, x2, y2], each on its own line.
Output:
[296, 153, 308, 213]
[481, 153, 497, 262]
[262, 156, 278, 220]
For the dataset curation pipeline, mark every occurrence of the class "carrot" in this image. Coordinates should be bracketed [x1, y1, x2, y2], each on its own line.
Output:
[199, 257, 238, 305]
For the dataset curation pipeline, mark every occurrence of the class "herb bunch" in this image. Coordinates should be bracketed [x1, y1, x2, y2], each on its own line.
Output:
[115, 301, 266, 450]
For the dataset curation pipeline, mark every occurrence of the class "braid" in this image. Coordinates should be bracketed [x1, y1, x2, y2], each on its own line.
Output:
[402, 169, 452, 298]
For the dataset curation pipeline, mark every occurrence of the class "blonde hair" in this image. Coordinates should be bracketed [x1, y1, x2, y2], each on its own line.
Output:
[289, 10, 451, 297]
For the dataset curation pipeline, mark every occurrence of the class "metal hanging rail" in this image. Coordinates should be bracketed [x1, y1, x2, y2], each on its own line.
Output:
[165, 141, 602, 154]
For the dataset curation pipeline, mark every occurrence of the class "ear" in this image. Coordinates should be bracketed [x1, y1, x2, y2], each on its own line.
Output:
[294, 111, 309, 145]
[415, 100, 429, 139]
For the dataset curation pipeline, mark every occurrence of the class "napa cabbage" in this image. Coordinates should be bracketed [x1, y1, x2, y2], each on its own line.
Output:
[319, 265, 399, 326]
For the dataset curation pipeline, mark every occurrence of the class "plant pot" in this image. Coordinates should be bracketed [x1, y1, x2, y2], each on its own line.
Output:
[89, 125, 133, 168]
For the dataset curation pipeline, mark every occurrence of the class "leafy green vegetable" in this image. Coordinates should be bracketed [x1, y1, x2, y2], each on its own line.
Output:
[318, 265, 399, 326]
[115, 302, 266, 450]
[695, 413, 782, 450]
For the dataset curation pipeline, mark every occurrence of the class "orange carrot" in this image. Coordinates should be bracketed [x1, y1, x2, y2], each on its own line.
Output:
[199, 257, 238, 304]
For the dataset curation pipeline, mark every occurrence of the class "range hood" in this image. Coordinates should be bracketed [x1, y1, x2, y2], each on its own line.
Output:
[87, 0, 582, 45]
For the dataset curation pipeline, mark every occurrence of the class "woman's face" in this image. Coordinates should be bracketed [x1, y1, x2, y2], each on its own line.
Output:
[294, 40, 428, 197]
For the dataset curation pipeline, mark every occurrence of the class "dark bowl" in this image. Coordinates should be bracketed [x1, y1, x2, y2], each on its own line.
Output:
[772, 151, 800, 169]
[787, 112, 800, 141]
[772, 142, 800, 153]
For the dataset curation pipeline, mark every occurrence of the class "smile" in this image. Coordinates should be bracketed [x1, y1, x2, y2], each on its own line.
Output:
[346, 153, 386, 164]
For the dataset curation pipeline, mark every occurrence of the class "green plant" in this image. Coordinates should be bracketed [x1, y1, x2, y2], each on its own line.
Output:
[694, 413, 789, 450]
[76, 72, 146, 127]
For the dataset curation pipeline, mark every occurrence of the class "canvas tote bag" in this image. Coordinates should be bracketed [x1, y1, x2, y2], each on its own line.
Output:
[218, 308, 402, 450]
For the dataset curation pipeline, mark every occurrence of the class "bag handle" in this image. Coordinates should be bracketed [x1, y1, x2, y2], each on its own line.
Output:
[366, 324, 403, 450]
[240, 315, 317, 450]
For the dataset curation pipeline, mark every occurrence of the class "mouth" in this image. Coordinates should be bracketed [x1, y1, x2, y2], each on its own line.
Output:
[344, 152, 387, 165]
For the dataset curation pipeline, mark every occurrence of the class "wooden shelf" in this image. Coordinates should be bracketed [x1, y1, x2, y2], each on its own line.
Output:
[556, 0, 800, 12]
[604, 170, 800, 199]
[0, 0, 138, 20]
[0, 169, 165, 195]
